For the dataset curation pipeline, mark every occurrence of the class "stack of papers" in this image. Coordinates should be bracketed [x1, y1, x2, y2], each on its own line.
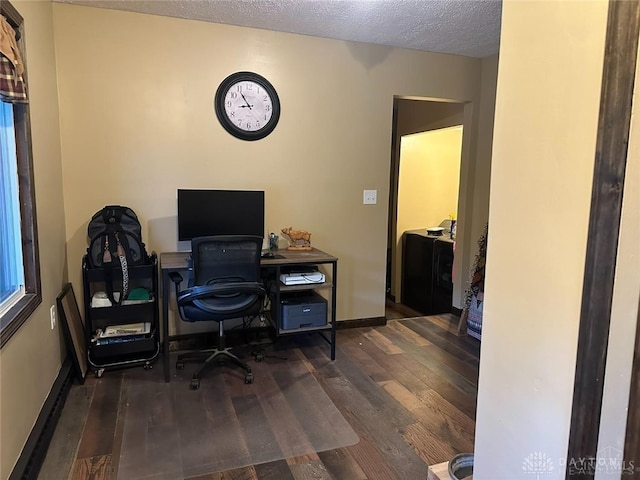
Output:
[98, 322, 150, 338]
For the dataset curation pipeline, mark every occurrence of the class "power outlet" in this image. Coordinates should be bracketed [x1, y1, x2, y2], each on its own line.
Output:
[363, 189, 377, 205]
[50, 304, 56, 330]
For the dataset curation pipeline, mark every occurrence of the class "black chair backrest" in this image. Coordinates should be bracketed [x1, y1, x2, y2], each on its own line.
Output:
[191, 235, 262, 286]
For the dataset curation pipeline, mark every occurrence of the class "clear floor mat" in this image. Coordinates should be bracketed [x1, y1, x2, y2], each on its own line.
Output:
[118, 350, 359, 479]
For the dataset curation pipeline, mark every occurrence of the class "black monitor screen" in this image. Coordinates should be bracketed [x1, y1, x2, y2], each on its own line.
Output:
[177, 189, 265, 241]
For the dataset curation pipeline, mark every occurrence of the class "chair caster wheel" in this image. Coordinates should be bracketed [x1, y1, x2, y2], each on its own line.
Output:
[190, 378, 200, 390]
[144, 363, 152, 370]
[245, 373, 254, 384]
[255, 352, 265, 362]
[176, 361, 184, 370]
[96, 368, 104, 378]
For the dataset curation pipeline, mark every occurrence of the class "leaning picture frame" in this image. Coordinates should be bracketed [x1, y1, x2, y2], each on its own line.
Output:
[57, 283, 88, 383]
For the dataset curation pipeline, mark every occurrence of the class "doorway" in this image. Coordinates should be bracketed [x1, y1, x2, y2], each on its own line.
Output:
[386, 97, 466, 318]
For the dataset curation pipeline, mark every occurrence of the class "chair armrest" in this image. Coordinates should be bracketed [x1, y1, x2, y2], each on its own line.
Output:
[177, 282, 266, 316]
[177, 282, 265, 304]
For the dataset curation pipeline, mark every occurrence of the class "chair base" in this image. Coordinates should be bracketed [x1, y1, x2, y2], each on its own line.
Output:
[177, 347, 254, 389]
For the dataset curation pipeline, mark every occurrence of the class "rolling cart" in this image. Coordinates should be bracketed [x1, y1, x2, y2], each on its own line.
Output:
[82, 252, 160, 377]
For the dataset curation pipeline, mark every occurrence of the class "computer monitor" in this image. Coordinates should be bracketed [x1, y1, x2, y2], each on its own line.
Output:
[177, 189, 265, 241]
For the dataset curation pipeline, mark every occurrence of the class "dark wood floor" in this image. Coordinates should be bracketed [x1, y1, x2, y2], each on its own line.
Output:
[38, 307, 479, 480]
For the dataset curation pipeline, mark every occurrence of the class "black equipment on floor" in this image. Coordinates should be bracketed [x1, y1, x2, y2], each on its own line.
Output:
[401, 229, 454, 315]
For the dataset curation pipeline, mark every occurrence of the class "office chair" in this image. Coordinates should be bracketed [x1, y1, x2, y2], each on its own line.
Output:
[169, 235, 266, 389]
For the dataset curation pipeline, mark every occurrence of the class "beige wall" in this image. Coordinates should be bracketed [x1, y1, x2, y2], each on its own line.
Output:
[447, 55, 498, 310]
[393, 126, 462, 300]
[396, 99, 464, 137]
[52, 3, 487, 329]
[459, 54, 498, 307]
[398, 127, 462, 231]
[0, 1, 66, 477]
[474, 1, 608, 478]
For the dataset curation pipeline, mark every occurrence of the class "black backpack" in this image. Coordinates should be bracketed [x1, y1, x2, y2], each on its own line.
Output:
[86, 206, 149, 304]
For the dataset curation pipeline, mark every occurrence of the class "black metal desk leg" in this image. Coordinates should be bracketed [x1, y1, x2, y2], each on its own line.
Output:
[331, 261, 337, 360]
[162, 270, 170, 382]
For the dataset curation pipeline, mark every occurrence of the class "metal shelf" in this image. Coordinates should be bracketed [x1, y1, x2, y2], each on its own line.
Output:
[279, 282, 333, 292]
[83, 253, 160, 376]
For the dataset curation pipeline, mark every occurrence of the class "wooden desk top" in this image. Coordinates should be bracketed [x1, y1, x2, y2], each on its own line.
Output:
[160, 248, 337, 270]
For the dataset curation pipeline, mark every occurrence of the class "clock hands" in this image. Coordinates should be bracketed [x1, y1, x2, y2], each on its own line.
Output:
[238, 92, 261, 126]
[240, 92, 253, 109]
[230, 90, 264, 128]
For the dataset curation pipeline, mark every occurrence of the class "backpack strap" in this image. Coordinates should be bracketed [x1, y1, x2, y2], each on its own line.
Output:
[100, 232, 133, 305]
[102, 233, 118, 305]
[115, 232, 129, 302]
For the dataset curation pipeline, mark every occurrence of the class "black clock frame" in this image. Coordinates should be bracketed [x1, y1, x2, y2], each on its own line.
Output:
[214, 71, 281, 141]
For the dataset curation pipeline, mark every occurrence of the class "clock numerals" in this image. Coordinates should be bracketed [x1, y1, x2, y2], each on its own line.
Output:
[215, 71, 280, 140]
[224, 80, 271, 132]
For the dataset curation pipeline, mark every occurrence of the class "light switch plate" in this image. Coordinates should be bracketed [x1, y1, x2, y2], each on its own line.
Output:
[363, 189, 377, 205]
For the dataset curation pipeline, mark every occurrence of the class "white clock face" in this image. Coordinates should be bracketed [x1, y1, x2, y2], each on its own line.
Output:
[223, 80, 274, 132]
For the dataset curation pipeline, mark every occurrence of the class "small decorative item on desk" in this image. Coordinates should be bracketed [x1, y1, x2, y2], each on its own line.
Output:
[281, 227, 313, 251]
[268, 232, 279, 251]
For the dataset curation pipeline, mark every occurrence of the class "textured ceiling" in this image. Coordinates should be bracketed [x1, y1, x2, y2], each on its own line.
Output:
[52, 0, 502, 58]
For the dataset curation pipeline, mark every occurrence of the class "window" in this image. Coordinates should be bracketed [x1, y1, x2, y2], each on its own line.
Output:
[0, 100, 24, 306]
[0, 1, 41, 348]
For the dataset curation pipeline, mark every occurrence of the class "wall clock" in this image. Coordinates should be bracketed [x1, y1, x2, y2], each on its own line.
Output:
[214, 71, 281, 141]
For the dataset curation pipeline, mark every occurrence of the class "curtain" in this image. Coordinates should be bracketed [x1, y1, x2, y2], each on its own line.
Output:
[0, 15, 27, 104]
[0, 13, 26, 303]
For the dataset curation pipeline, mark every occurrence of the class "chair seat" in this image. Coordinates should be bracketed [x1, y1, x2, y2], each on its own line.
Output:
[180, 295, 263, 322]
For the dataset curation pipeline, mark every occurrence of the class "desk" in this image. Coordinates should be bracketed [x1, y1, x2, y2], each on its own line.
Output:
[160, 248, 338, 382]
